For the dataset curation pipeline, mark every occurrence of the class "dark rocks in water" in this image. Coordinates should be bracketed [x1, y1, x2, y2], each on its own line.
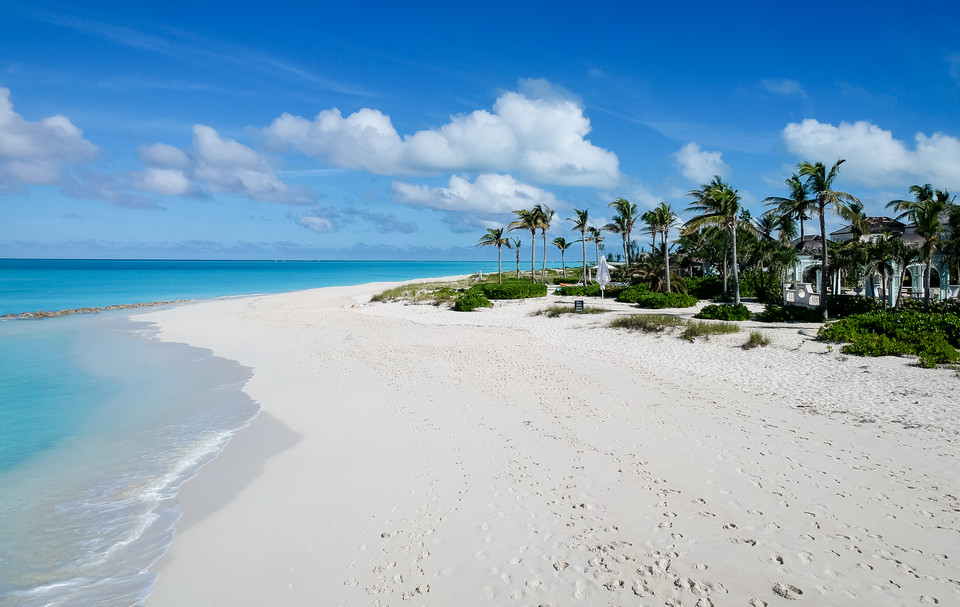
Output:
[2, 300, 193, 319]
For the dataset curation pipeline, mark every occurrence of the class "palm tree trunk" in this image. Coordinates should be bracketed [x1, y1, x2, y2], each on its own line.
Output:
[530, 229, 536, 282]
[541, 231, 547, 283]
[819, 203, 829, 319]
[561, 251, 566, 277]
[731, 224, 741, 305]
[515, 246, 521, 279]
[664, 229, 671, 293]
[580, 230, 587, 286]
[924, 257, 933, 310]
[497, 245, 502, 284]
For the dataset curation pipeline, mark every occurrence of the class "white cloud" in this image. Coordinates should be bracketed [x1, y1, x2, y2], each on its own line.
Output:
[393, 173, 559, 214]
[674, 142, 730, 182]
[295, 212, 335, 233]
[132, 125, 317, 204]
[138, 142, 191, 169]
[782, 118, 960, 190]
[0, 86, 99, 192]
[264, 81, 620, 188]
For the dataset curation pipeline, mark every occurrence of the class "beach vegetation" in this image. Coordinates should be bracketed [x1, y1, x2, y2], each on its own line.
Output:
[533, 304, 606, 318]
[680, 320, 740, 342]
[478, 279, 547, 299]
[755, 303, 825, 323]
[796, 159, 862, 319]
[887, 184, 953, 310]
[743, 331, 771, 349]
[569, 208, 591, 285]
[696, 303, 752, 321]
[818, 305, 960, 367]
[609, 314, 686, 332]
[452, 287, 493, 311]
[617, 284, 697, 308]
[607, 313, 739, 341]
[372, 281, 472, 304]
[552, 236, 572, 278]
[683, 177, 753, 305]
[554, 283, 624, 298]
[509, 208, 540, 283]
[475, 227, 512, 284]
[604, 197, 639, 267]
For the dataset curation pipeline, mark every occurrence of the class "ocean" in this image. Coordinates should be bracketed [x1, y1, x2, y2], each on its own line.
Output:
[0, 259, 500, 606]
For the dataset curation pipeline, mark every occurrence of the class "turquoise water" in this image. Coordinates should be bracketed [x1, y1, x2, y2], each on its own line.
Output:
[0, 259, 502, 606]
[0, 259, 501, 316]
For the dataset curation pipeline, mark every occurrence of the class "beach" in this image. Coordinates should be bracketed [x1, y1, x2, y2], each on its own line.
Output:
[139, 282, 959, 606]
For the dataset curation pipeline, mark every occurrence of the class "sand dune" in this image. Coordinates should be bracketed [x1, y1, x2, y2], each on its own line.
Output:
[140, 284, 959, 606]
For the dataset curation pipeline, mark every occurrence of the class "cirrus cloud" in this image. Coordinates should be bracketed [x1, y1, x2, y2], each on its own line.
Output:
[264, 80, 621, 188]
[782, 118, 960, 190]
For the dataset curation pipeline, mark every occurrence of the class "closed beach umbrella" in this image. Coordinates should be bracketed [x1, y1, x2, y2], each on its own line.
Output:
[597, 255, 611, 302]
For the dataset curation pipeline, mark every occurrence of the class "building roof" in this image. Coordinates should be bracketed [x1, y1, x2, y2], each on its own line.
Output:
[829, 216, 906, 237]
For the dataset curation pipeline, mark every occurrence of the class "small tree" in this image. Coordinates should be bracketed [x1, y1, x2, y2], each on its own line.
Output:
[475, 227, 511, 283]
[552, 237, 572, 278]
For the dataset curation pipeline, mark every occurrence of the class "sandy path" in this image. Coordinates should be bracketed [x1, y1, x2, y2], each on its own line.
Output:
[141, 286, 959, 606]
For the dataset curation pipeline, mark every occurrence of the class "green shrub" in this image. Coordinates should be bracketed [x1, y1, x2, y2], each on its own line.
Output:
[453, 288, 493, 311]
[819, 308, 960, 367]
[616, 285, 697, 308]
[478, 280, 547, 299]
[684, 275, 723, 299]
[755, 304, 824, 323]
[696, 303, 752, 321]
[554, 283, 622, 297]
[828, 295, 883, 317]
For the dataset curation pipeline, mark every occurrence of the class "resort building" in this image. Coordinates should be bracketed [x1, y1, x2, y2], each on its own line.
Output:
[785, 216, 956, 308]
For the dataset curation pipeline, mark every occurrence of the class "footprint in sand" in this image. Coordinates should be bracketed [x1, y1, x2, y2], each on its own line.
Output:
[772, 582, 803, 599]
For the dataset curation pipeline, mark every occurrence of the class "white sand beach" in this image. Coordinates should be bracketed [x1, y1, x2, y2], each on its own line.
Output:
[139, 282, 959, 606]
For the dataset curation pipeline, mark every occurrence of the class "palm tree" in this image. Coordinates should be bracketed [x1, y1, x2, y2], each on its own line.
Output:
[797, 159, 861, 318]
[552, 237, 572, 278]
[511, 237, 522, 279]
[641, 209, 658, 254]
[587, 226, 604, 276]
[684, 176, 746, 304]
[606, 197, 638, 266]
[763, 173, 812, 241]
[891, 238, 922, 308]
[602, 215, 628, 268]
[887, 184, 952, 308]
[652, 202, 678, 292]
[534, 204, 555, 283]
[509, 209, 538, 282]
[475, 227, 511, 284]
[864, 232, 896, 309]
[569, 208, 590, 285]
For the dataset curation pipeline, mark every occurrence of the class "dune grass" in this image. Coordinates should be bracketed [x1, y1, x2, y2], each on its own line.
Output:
[610, 314, 740, 341]
[532, 304, 607, 318]
[371, 279, 475, 304]
[609, 314, 686, 333]
[743, 330, 772, 349]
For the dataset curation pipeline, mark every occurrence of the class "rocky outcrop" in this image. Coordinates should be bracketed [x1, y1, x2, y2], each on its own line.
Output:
[2, 300, 194, 319]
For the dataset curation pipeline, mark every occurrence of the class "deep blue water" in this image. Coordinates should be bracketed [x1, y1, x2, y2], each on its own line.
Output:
[0, 258, 501, 606]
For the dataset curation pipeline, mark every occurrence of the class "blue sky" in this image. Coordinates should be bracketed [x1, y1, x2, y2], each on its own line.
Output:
[2, 1, 959, 260]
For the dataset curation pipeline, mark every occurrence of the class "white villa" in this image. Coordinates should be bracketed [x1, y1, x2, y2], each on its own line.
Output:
[784, 216, 957, 308]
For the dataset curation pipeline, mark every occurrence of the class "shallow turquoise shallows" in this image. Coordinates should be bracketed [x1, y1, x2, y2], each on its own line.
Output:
[0, 258, 509, 606]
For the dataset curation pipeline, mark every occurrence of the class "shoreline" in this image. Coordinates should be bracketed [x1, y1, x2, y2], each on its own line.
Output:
[138, 281, 958, 606]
